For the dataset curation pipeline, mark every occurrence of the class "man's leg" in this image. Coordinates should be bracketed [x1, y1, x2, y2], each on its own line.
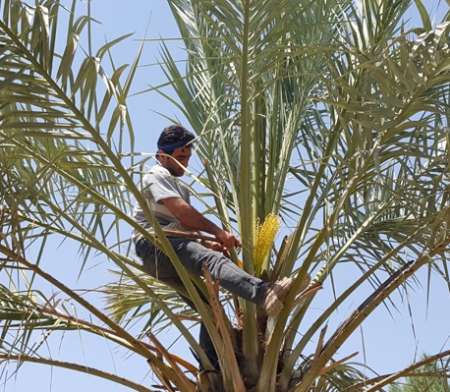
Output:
[169, 238, 269, 305]
[136, 237, 269, 305]
[135, 237, 219, 369]
[134, 237, 296, 364]
[166, 239, 296, 318]
[182, 295, 219, 371]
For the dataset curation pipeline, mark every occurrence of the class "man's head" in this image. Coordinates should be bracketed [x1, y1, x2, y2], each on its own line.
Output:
[156, 125, 195, 177]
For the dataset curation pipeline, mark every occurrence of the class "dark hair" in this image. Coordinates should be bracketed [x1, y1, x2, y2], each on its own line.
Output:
[157, 125, 195, 154]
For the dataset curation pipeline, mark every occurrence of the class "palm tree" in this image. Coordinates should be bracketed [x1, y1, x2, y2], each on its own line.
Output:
[0, 0, 449, 391]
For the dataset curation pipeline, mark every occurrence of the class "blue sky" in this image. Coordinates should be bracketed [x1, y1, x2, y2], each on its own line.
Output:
[4, 1, 450, 391]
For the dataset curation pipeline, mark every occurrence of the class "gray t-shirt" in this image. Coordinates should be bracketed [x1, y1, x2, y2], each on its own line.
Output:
[134, 164, 190, 234]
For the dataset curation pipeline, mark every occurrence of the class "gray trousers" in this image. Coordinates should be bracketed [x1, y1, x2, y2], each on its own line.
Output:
[134, 237, 268, 369]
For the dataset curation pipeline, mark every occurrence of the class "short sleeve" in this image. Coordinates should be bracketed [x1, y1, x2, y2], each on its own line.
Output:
[143, 171, 182, 203]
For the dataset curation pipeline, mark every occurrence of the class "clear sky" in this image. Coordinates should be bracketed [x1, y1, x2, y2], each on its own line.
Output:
[4, 1, 450, 391]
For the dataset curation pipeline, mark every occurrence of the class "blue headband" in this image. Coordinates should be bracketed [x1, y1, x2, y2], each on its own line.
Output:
[158, 139, 193, 154]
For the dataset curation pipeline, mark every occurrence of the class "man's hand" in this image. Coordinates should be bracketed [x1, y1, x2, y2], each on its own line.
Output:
[200, 239, 226, 252]
[214, 229, 241, 251]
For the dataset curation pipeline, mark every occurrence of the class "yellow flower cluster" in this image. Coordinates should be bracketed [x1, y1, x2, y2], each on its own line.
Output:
[253, 213, 281, 275]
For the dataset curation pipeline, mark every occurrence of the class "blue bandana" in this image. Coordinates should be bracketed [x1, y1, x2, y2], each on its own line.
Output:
[158, 139, 194, 154]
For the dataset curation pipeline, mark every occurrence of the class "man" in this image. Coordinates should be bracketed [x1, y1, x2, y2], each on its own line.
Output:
[133, 125, 294, 368]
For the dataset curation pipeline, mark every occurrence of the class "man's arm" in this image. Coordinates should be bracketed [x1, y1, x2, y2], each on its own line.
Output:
[160, 197, 241, 250]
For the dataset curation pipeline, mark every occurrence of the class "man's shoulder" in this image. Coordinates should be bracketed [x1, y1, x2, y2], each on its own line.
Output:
[149, 164, 171, 176]
[144, 164, 172, 181]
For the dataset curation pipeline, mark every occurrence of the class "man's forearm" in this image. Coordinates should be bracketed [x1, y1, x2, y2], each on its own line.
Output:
[160, 198, 239, 248]
[175, 204, 221, 235]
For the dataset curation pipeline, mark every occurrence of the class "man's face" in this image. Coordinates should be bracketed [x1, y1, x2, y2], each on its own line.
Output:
[158, 145, 192, 177]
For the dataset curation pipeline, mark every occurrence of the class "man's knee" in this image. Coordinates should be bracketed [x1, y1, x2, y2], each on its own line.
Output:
[198, 249, 234, 280]
[135, 238, 151, 259]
